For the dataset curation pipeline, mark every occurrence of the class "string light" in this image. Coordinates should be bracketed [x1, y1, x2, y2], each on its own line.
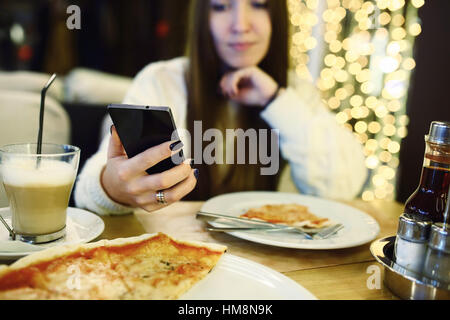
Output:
[288, 0, 423, 201]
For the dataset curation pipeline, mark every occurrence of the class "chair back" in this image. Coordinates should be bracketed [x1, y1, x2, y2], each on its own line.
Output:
[0, 71, 64, 101]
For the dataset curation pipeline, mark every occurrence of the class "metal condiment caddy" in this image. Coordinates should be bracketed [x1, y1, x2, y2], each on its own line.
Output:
[370, 121, 450, 300]
[370, 236, 449, 300]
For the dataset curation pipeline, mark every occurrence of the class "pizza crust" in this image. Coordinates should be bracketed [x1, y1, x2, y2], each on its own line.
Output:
[3, 233, 226, 273]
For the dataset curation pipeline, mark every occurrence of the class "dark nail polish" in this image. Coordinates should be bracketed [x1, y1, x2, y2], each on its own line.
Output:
[190, 159, 194, 168]
[194, 168, 199, 180]
[170, 140, 183, 151]
[110, 125, 114, 134]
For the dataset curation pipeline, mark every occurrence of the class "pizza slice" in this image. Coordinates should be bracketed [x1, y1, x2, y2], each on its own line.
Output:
[241, 203, 331, 229]
[0, 233, 226, 300]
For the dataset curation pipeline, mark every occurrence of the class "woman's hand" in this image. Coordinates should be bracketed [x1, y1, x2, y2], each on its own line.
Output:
[101, 126, 198, 212]
[219, 66, 280, 106]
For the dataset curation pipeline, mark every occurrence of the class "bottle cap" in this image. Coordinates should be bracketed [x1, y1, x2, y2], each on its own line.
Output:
[426, 121, 450, 145]
[428, 223, 450, 253]
[397, 213, 432, 243]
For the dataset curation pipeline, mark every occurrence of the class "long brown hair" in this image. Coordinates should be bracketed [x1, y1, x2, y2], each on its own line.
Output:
[186, 0, 288, 200]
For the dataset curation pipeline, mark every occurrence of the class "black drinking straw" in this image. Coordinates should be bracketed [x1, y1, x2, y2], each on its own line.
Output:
[36, 73, 57, 167]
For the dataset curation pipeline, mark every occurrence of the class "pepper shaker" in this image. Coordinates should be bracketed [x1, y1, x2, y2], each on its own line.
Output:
[422, 187, 450, 283]
[394, 213, 432, 274]
[422, 224, 450, 283]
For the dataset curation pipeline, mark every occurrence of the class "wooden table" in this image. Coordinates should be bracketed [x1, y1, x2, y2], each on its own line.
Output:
[99, 199, 404, 300]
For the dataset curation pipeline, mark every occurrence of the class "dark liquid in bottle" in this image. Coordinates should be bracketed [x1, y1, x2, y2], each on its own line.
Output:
[404, 166, 450, 222]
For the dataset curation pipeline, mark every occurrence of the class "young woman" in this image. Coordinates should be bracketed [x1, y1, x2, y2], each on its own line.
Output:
[74, 0, 367, 215]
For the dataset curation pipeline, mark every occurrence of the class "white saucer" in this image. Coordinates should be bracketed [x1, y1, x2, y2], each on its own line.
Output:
[0, 207, 105, 260]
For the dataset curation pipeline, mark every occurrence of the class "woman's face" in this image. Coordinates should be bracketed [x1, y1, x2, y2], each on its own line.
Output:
[209, 0, 272, 69]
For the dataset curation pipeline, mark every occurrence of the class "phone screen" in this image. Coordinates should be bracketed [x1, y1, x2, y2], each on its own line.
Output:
[108, 105, 183, 175]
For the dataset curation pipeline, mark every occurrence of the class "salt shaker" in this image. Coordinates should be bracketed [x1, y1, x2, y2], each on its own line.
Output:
[394, 213, 432, 274]
[422, 223, 450, 283]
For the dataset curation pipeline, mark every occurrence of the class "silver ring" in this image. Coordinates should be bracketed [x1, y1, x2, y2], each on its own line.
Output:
[156, 190, 167, 204]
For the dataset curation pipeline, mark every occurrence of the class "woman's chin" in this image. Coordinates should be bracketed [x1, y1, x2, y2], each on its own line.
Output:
[225, 59, 260, 70]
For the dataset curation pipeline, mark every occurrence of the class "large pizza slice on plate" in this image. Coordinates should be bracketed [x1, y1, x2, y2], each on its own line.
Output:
[0, 233, 226, 300]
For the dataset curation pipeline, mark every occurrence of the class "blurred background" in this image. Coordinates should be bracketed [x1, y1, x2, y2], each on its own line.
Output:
[0, 0, 448, 204]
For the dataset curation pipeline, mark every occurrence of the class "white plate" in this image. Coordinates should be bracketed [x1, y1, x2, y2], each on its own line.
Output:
[202, 191, 380, 250]
[181, 253, 316, 300]
[0, 207, 105, 260]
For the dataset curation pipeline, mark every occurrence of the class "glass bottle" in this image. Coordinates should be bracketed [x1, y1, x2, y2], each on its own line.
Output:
[404, 121, 450, 223]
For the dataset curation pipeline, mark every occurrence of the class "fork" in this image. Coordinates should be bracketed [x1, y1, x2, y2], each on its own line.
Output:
[205, 223, 344, 239]
[197, 212, 313, 239]
[312, 223, 344, 239]
[197, 211, 345, 240]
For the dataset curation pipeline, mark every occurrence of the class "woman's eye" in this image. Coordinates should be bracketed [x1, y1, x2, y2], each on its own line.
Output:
[251, 1, 268, 9]
[211, 2, 231, 11]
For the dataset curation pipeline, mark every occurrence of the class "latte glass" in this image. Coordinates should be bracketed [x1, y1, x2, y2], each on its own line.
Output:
[0, 143, 80, 243]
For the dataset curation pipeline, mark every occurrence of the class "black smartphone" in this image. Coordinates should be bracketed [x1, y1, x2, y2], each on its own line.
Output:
[107, 104, 184, 175]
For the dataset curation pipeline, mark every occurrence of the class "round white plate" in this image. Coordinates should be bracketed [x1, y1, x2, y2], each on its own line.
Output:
[0, 207, 105, 260]
[202, 191, 380, 250]
[181, 253, 316, 300]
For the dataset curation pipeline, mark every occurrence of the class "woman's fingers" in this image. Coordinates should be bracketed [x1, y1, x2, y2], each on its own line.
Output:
[121, 140, 181, 178]
[162, 169, 198, 202]
[107, 126, 127, 159]
[220, 67, 278, 106]
[128, 160, 193, 195]
[137, 169, 199, 209]
[226, 71, 241, 96]
[221, 68, 253, 96]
